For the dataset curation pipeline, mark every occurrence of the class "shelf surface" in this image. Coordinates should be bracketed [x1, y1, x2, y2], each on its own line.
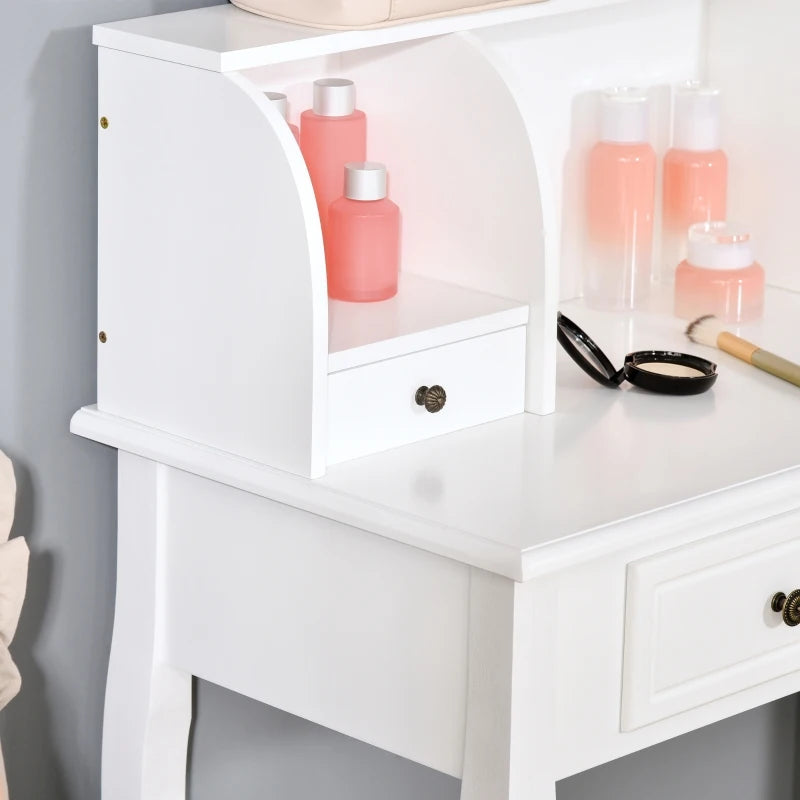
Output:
[72, 287, 800, 581]
[93, 0, 632, 71]
[328, 273, 528, 372]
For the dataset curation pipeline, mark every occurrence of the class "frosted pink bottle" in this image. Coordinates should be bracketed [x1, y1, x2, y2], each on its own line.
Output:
[264, 91, 300, 143]
[300, 79, 367, 232]
[662, 83, 727, 282]
[674, 222, 764, 323]
[327, 162, 400, 302]
[585, 88, 656, 311]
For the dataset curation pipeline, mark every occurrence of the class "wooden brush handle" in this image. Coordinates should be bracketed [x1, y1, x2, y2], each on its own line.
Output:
[717, 331, 758, 362]
[752, 349, 800, 388]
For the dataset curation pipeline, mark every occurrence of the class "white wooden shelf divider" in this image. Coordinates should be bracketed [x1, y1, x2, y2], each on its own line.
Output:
[328, 273, 528, 372]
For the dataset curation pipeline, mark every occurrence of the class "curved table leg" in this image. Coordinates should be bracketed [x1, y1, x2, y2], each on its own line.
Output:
[102, 452, 192, 800]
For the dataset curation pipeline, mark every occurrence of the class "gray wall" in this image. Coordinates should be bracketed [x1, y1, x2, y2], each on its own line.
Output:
[0, 2, 797, 799]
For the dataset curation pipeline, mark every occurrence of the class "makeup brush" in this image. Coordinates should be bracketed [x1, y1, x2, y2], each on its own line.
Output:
[686, 314, 800, 388]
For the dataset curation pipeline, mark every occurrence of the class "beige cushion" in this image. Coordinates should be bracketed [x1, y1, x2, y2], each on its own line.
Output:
[230, 0, 546, 29]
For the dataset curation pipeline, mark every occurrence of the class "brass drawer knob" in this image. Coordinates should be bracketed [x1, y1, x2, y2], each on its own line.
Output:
[771, 590, 800, 626]
[415, 385, 446, 413]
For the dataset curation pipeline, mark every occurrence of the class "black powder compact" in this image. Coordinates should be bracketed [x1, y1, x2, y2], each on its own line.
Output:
[557, 312, 718, 396]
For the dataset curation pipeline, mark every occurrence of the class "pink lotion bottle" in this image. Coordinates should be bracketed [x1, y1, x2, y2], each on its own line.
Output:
[675, 222, 764, 323]
[327, 162, 400, 302]
[265, 92, 300, 143]
[585, 88, 656, 310]
[662, 83, 727, 283]
[300, 79, 367, 232]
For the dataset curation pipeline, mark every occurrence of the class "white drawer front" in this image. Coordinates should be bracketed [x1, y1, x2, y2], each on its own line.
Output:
[621, 510, 800, 731]
[327, 327, 525, 465]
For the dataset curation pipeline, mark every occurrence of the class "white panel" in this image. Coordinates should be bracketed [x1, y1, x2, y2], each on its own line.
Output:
[97, 48, 327, 477]
[327, 327, 526, 464]
[707, 0, 800, 291]
[163, 467, 470, 777]
[622, 511, 800, 731]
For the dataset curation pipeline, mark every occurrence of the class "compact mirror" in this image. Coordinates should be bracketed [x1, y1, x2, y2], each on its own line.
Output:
[557, 312, 718, 395]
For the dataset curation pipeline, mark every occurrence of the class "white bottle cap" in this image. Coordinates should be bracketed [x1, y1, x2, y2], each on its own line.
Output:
[344, 162, 387, 201]
[313, 78, 356, 117]
[264, 91, 288, 120]
[600, 87, 649, 144]
[673, 82, 721, 151]
[687, 221, 754, 270]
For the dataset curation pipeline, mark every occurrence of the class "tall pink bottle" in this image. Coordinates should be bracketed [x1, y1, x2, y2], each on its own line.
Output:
[662, 83, 727, 283]
[265, 91, 300, 143]
[300, 79, 367, 233]
[327, 162, 400, 302]
[584, 88, 656, 311]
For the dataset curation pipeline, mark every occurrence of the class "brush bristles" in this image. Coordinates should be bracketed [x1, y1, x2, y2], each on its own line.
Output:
[685, 314, 726, 348]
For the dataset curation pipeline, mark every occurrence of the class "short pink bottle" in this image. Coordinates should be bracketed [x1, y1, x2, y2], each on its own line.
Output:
[662, 83, 727, 283]
[327, 162, 400, 302]
[674, 222, 764, 323]
[585, 88, 656, 311]
[265, 91, 300, 143]
[300, 79, 367, 232]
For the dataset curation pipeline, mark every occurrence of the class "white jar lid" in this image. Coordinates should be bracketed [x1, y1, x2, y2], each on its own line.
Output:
[687, 221, 754, 270]
[600, 87, 649, 144]
[673, 81, 721, 151]
[264, 91, 288, 120]
[313, 78, 356, 117]
[344, 162, 387, 201]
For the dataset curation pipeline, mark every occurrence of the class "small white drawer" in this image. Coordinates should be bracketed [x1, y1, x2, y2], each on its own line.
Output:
[327, 326, 526, 465]
[621, 510, 800, 731]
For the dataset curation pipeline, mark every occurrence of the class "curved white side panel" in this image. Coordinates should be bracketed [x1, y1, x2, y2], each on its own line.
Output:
[457, 31, 558, 415]
[97, 48, 327, 477]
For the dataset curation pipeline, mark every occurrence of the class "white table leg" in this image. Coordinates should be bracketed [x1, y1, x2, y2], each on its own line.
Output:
[102, 453, 192, 800]
[460, 569, 557, 800]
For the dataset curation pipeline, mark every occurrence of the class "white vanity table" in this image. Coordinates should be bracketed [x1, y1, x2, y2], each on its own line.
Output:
[72, 0, 800, 797]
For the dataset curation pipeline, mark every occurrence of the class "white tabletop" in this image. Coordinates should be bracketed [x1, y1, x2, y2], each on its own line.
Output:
[72, 287, 800, 580]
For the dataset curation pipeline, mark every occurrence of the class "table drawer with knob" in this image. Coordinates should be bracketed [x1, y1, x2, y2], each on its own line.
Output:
[326, 326, 526, 465]
[621, 509, 800, 731]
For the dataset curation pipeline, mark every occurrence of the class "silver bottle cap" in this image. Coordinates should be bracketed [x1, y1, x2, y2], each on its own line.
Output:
[264, 91, 288, 120]
[313, 78, 356, 117]
[344, 162, 387, 201]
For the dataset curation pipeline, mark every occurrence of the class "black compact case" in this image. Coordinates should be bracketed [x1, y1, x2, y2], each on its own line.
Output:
[557, 312, 718, 396]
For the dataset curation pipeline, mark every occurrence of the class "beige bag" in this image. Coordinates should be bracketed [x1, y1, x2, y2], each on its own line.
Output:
[0, 451, 26, 800]
[230, 0, 546, 29]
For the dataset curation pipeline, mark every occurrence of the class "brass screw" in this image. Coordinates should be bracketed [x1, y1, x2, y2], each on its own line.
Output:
[100, 116, 109, 130]
[98, 331, 107, 344]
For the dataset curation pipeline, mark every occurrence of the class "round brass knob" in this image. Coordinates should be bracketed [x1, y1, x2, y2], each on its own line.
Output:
[771, 589, 800, 627]
[415, 385, 446, 413]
